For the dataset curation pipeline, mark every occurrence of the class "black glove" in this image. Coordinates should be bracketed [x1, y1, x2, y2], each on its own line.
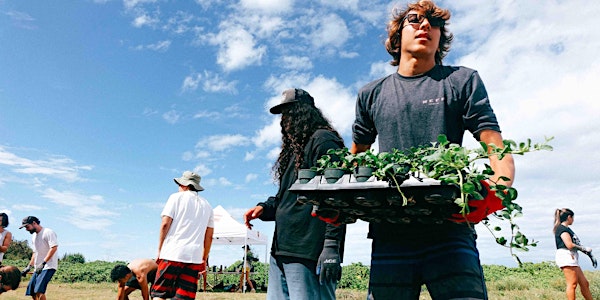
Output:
[316, 239, 341, 283]
[586, 252, 597, 268]
[21, 265, 31, 277]
[35, 262, 46, 274]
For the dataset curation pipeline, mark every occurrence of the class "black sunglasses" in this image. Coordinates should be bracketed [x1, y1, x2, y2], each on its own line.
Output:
[404, 13, 445, 28]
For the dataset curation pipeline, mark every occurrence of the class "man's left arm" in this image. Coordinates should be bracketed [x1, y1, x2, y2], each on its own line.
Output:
[479, 129, 515, 187]
[45, 245, 58, 264]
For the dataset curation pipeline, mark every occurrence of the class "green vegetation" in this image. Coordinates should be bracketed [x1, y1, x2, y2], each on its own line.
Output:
[2, 258, 598, 299]
[3, 239, 32, 260]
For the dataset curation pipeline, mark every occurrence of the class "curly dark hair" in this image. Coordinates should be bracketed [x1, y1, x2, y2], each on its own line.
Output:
[272, 102, 342, 181]
[385, 0, 453, 66]
[0, 266, 21, 292]
[110, 265, 131, 282]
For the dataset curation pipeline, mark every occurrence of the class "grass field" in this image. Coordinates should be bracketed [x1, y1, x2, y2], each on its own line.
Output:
[1, 276, 598, 300]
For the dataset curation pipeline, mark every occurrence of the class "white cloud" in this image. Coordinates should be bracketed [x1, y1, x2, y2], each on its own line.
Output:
[252, 117, 281, 148]
[193, 164, 212, 177]
[132, 13, 158, 28]
[210, 26, 267, 71]
[202, 176, 233, 187]
[245, 173, 258, 183]
[123, 0, 157, 10]
[197, 134, 251, 152]
[239, 0, 293, 14]
[132, 40, 171, 52]
[181, 71, 238, 94]
[368, 61, 396, 79]
[162, 110, 180, 124]
[5, 10, 35, 22]
[11, 204, 44, 211]
[147, 40, 171, 52]
[193, 110, 221, 119]
[304, 76, 355, 136]
[279, 56, 313, 71]
[308, 13, 349, 49]
[218, 177, 233, 186]
[244, 151, 256, 161]
[0, 147, 92, 183]
[41, 188, 117, 231]
[266, 147, 280, 161]
[163, 11, 195, 35]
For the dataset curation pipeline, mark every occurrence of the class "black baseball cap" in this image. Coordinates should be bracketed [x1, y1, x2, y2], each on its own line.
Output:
[269, 88, 315, 114]
[19, 216, 39, 229]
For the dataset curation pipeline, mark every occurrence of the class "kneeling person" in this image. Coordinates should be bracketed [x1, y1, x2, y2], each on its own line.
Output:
[110, 258, 157, 300]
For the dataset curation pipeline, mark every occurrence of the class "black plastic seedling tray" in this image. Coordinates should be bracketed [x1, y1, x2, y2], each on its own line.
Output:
[289, 174, 461, 224]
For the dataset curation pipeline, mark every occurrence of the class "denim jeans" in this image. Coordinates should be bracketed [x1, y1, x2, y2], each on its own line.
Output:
[267, 255, 337, 300]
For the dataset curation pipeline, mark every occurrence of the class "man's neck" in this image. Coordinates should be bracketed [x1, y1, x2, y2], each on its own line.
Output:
[397, 56, 436, 76]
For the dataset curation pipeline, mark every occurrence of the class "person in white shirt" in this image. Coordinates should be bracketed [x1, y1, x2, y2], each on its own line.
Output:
[150, 171, 214, 300]
[19, 216, 58, 300]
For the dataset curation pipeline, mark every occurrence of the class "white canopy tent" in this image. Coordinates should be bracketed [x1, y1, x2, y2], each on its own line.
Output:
[212, 205, 268, 247]
[212, 205, 268, 292]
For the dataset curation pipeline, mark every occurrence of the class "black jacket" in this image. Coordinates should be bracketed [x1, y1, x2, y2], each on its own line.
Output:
[258, 129, 346, 262]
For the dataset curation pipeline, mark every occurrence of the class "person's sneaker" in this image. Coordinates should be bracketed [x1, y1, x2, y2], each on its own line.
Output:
[250, 288, 256, 293]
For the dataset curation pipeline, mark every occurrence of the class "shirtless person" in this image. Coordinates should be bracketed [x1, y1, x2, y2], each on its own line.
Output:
[110, 258, 157, 300]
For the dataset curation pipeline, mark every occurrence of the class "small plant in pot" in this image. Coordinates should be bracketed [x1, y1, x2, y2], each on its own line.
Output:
[372, 149, 414, 205]
[348, 149, 378, 182]
[317, 148, 351, 183]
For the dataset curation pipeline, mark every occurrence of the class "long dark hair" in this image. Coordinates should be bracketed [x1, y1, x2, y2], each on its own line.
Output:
[553, 208, 574, 234]
[272, 102, 341, 181]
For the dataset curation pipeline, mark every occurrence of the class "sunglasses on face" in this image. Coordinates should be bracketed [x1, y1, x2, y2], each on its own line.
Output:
[404, 13, 445, 28]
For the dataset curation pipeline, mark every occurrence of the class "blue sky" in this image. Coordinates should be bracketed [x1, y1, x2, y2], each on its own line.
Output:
[1, 0, 599, 270]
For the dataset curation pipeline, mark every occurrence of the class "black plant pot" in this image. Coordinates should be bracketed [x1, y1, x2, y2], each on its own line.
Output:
[354, 166, 374, 182]
[298, 169, 317, 184]
[324, 168, 345, 183]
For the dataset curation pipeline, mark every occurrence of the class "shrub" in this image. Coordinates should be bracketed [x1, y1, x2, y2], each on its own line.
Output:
[339, 262, 370, 290]
[61, 253, 86, 264]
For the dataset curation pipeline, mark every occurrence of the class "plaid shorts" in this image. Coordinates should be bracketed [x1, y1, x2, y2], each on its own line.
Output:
[150, 259, 203, 300]
[368, 228, 487, 300]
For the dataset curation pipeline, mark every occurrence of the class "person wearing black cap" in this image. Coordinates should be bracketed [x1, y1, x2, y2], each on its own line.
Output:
[244, 88, 347, 300]
[150, 171, 214, 300]
[19, 216, 58, 300]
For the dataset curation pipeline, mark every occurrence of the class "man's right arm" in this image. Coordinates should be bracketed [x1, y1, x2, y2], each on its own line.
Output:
[157, 216, 173, 258]
[203, 226, 214, 264]
[116, 282, 126, 300]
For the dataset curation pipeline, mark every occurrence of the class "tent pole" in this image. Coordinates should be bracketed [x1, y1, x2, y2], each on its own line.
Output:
[243, 234, 248, 293]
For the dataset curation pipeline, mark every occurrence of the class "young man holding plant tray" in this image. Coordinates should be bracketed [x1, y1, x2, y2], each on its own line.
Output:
[351, 1, 515, 299]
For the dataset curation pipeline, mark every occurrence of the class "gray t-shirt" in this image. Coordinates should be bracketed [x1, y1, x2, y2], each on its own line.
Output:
[352, 65, 501, 239]
[353, 65, 500, 152]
